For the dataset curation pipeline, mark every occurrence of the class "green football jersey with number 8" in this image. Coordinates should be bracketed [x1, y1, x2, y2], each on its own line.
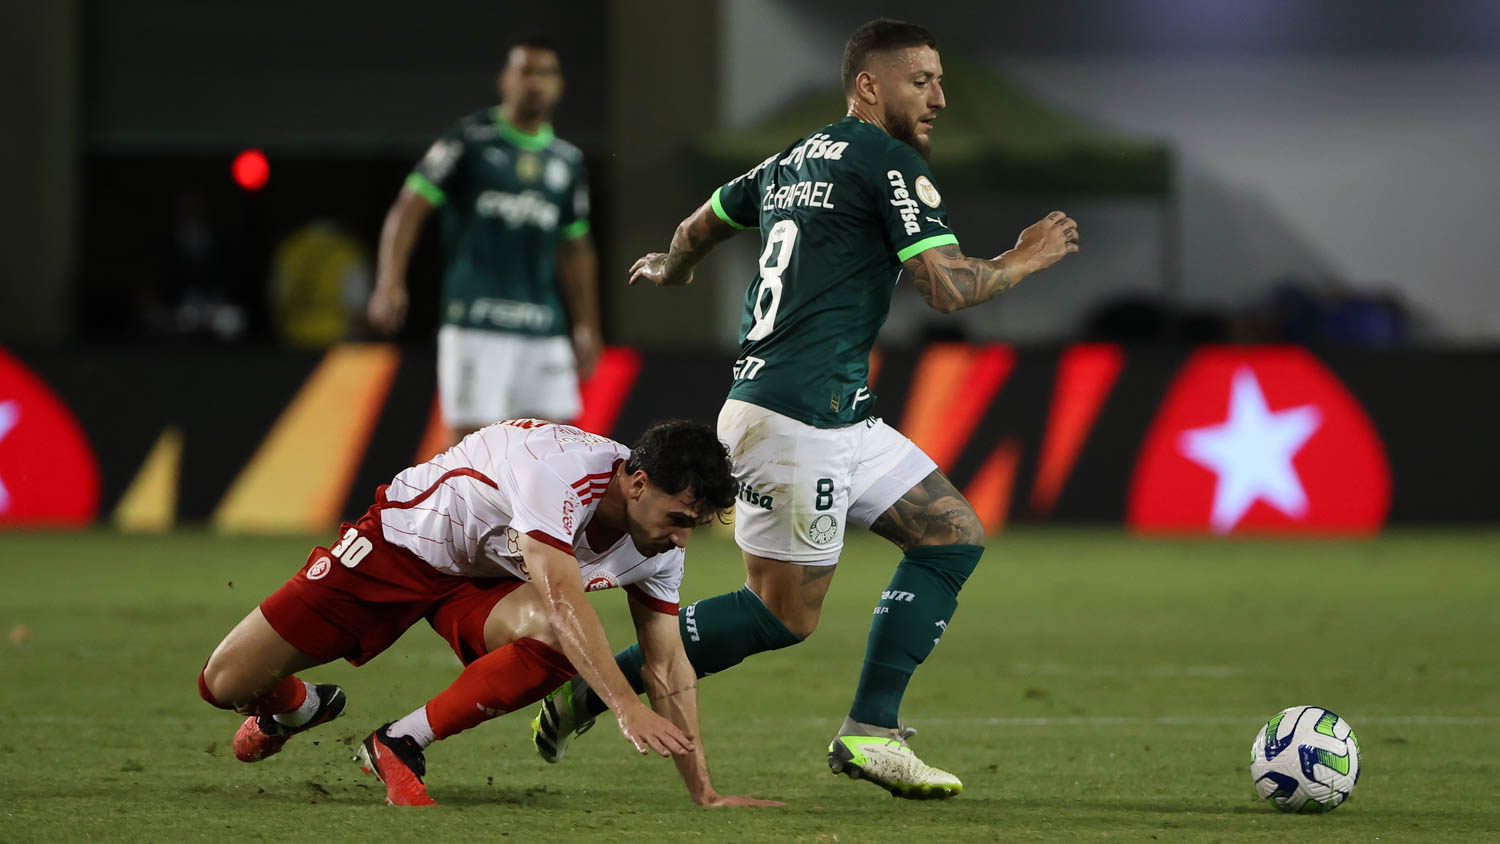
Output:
[711, 116, 958, 428]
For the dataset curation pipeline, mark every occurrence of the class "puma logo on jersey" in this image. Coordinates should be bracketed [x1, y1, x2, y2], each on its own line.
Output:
[886, 170, 921, 235]
[475, 189, 560, 229]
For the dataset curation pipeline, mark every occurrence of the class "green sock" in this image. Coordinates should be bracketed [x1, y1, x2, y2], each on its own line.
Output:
[581, 585, 803, 717]
[848, 543, 983, 729]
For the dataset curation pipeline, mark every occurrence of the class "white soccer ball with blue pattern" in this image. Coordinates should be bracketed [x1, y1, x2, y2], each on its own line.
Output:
[1250, 705, 1361, 813]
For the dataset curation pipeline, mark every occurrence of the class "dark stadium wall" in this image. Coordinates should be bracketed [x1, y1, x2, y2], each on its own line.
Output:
[3, 343, 1497, 533]
[0, 0, 79, 343]
[84, 0, 609, 152]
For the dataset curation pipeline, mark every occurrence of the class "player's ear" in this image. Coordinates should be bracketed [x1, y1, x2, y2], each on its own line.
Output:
[628, 470, 650, 500]
[856, 69, 879, 105]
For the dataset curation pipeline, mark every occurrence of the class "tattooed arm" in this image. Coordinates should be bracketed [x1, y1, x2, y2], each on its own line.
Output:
[628, 200, 742, 288]
[906, 210, 1079, 314]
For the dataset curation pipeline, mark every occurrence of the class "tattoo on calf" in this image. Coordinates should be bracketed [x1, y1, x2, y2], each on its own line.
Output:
[870, 469, 984, 550]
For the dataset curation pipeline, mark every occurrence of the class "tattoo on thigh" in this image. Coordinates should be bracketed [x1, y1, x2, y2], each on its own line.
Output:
[801, 565, 836, 585]
[869, 469, 984, 551]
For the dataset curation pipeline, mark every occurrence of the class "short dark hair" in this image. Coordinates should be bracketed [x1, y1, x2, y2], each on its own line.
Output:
[625, 420, 737, 517]
[507, 33, 559, 56]
[842, 19, 938, 94]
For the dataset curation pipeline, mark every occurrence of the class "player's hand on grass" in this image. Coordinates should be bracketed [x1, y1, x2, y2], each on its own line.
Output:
[628, 253, 691, 287]
[367, 282, 409, 334]
[694, 793, 787, 809]
[572, 324, 602, 378]
[1008, 210, 1079, 274]
[616, 702, 696, 757]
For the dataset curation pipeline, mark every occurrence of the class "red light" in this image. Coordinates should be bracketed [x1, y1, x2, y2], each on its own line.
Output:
[232, 149, 270, 191]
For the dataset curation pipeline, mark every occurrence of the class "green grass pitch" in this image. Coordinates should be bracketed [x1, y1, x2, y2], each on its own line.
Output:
[2, 528, 1497, 841]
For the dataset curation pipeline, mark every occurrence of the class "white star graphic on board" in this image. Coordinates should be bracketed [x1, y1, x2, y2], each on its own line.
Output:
[0, 400, 18, 513]
[1178, 368, 1322, 534]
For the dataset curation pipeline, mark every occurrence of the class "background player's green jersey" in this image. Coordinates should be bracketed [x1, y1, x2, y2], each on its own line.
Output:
[711, 116, 959, 428]
[407, 108, 590, 337]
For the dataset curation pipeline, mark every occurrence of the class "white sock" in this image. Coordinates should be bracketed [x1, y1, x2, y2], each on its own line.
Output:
[387, 705, 437, 750]
[272, 681, 319, 728]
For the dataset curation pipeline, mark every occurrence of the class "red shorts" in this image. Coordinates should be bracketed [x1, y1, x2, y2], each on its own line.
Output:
[260, 504, 523, 667]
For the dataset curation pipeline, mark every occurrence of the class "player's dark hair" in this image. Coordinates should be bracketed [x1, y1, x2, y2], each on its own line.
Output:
[626, 420, 737, 518]
[841, 18, 938, 94]
[507, 33, 559, 57]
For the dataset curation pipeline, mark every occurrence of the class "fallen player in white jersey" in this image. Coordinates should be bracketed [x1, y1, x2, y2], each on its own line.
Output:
[196, 418, 783, 809]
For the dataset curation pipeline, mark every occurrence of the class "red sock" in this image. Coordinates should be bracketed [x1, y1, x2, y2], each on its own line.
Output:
[426, 638, 575, 741]
[197, 664, 306, 715]
[245, 675, 307, 717]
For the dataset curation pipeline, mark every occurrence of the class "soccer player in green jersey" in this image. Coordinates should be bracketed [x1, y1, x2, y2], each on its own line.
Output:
[369, 35, 601, 447]
[532, 19, 1079, 798]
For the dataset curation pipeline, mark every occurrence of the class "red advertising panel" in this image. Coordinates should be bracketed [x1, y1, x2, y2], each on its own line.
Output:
[0, 348, 102, 526]
[1129, 347, 1389, 535]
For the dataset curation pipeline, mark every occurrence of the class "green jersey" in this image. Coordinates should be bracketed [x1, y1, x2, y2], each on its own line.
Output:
[406, 108, 590, 337]
[710, 116, 958, 427]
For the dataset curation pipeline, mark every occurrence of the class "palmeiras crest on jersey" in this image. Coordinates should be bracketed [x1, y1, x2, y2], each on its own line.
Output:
[807, 513, 839, 545]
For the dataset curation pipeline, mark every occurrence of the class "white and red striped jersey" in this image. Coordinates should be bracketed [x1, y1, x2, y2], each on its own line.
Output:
[375, 419, 682, 615]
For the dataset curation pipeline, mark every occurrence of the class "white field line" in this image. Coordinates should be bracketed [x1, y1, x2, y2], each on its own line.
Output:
[739, 714, 1500, 729]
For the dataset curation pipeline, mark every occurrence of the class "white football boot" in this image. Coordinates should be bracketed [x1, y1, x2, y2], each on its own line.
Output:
[827, 717, 963, 799]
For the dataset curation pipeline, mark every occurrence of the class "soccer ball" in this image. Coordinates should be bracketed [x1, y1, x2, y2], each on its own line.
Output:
[1249, 705, 1361, 813]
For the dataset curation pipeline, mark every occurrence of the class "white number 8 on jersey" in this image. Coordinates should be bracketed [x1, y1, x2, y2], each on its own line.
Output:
[746, 220, 799, 341]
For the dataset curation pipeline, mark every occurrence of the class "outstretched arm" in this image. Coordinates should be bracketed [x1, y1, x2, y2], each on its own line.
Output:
[628, 200, 743, 288]
[519, 535, 694, 758]
[905, 210, 1079, 314]
[630, 596, 785, 808]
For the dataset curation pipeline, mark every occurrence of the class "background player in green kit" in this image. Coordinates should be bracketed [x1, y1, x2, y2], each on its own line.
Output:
[369, 36, 601, 447]
[531, 19, 1080, 798]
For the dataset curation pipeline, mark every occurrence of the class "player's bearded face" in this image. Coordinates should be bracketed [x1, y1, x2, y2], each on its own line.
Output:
[880, 47, 945, 160]
[499, 47, 564, 118]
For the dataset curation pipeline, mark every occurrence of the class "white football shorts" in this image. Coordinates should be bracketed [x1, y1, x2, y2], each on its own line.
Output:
[437, 325, 581, 428]
[717, 398, 937, 566]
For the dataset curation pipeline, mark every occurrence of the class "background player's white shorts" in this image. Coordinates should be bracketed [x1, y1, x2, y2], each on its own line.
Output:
[438, 326, 581, 428]
[717, 399, 938, 566]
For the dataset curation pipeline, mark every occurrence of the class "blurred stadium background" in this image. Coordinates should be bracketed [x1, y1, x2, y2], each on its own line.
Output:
[2, 0, 1497, 532]
[2, 1, 1498, 839]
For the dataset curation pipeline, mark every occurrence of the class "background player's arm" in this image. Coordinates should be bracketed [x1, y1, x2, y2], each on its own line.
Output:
[629, 596, 786, 809]
[518, 534, 695, 758]
[556, 233, 602, 376]
[627, 200, 740, 288]
[368, 186, 436, 334]
[904, 211, 1079, 314]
